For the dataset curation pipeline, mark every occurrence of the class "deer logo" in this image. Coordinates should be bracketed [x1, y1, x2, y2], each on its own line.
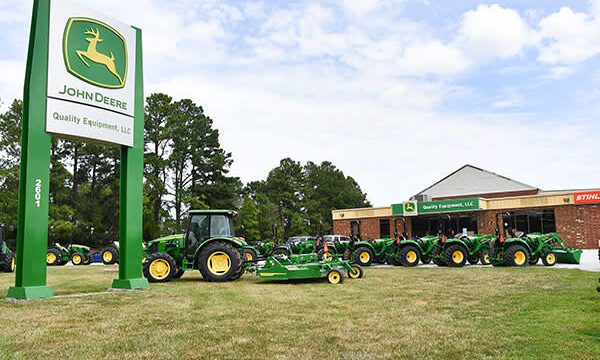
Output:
[76, 28, 123, 86]
[63, 18, 128, 89]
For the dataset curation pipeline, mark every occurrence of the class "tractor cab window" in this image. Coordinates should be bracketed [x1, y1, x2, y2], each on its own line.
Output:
[210, 215, 234, 237]
[188, 215, 210, 251]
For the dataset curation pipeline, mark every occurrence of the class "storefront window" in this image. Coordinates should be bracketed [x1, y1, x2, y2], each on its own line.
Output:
[379, 219, 390, 238]
[410, 214, 478, 238]
[508, 209, 556, 234]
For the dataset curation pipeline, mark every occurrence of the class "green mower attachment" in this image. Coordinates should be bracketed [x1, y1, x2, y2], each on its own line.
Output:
[249, 253, 364, 284]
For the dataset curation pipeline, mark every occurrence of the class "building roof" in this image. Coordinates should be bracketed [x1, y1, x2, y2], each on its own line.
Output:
[414, 165, 537, 199]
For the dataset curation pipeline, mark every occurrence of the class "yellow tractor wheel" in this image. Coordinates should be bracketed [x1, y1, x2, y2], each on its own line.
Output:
[326, 269, 344, 284]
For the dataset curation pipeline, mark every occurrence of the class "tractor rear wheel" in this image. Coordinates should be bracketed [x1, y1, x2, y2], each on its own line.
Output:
[505, 245, 529, 267]
[242, 248, 257, 262]
[353, 247, 374, 267]
[198, 242, 243, 282]
[479, 251, 492, 265]
[143, 252, 176, 283]
[46, 249, 61, 266]
[102, 247, 119, 265]
[326, 269, 344, 284]
[541, 252, 556, 266]
[71, 253, 84, 266]
[347, 264, 364, 279]
[399, 245, 420, 267]
[445, 245, 467, 267]
[317, 248, 335, 261]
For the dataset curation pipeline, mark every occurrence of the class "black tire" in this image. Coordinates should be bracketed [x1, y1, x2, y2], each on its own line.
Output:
[71, 252, 84, 266]
[468, 255, 479, 265]
[46, 248, 62, 266]
[242, 248, 257, 262]
[271, 247, 290, 257]
[83, 255, 92, 265]
[505, 244, 529, 267]
[1, 253, 15, 272]
[353, 247, 374, 267]
[386, 253, 402, 266]
[143, 252, 176, 283]
[172, 268, 185, 279]
[317, 248, 335, 261]
[432, 257, 446, 266]
[541, 252, 557, 266]
[444, 244, 468, 267]
[528, 255, 539, 265]
[102, 246, 119, 265]
[399, 245, 420, 267]
[347, 264, 364, 279]
[198, 242, 243, 282]
[421, 256, 431, 264]
[479, 250, 492, 265]
[326, 269, 344, 284]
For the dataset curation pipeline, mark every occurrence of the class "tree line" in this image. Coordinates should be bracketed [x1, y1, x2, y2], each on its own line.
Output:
[0, 94, 370, 248]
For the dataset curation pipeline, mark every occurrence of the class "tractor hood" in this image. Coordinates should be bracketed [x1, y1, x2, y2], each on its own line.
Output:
[147, 234, 184, 245]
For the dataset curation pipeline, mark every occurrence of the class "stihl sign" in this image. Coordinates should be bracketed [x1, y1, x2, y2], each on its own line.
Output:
[574, 190, 600, 204]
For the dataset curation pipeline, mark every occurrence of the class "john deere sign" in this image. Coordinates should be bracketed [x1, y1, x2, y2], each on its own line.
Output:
[7, 0, 147, 300]
[63, 18, 127, 89]
[46, 0, 136, 147]
[392, 198, 480, 216]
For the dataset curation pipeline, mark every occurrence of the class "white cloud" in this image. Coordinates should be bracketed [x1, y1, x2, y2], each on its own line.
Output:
[491, 89, 523, 109]
[537, 6, 600, 65]
[457, 4, 535, 61]
[396, 41, 471, 77]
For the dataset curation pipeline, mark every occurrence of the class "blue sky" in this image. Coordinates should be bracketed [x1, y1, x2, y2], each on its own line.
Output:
[1, 0, 599, 205]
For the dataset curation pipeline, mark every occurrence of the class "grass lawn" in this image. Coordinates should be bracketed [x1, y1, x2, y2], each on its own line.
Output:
[0, 265, 598, 359]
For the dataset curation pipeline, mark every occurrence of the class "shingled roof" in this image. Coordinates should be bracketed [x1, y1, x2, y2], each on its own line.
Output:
[414, 165, 538, 200]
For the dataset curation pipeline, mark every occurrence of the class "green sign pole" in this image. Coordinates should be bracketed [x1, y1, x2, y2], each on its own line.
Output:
[7, 0, 53, 300]
[7, 0, 148, 299]
[112, 27, 148, 290]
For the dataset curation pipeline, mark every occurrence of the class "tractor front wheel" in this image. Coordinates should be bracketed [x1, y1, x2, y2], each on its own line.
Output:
[1, 253, 15, 272]
[102, 247, 119, 265]
[46, 249, 61, 266]
[326, 269, 344, 284]
[421, 256, 431, 264]
[353, 247, 374, 267]
[505, 245, 529, 267]
[198, 242, 243, 282]
[541, 252, 556, 266]
[479, 251, 492, 265]
[444, 245, 467, 267]
[529, 255, 539, 265]
[468, 255, 479, 265]
[143, 252, 176, 283]
[399, 245, 420, 267]
[71, 253, 84, 266]
[172, 268, 185, 279]
[242, 248, 257, 262]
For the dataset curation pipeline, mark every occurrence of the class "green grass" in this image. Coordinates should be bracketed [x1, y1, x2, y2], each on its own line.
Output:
[0, 265, 598, 359]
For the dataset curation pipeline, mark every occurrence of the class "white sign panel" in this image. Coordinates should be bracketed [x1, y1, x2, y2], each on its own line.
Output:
[46, 0, 136, 146]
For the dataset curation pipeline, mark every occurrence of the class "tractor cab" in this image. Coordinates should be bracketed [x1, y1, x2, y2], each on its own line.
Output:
[184, 210, 237, 261]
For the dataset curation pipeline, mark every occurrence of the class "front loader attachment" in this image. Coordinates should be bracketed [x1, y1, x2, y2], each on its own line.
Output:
[552, 248, 582, 264]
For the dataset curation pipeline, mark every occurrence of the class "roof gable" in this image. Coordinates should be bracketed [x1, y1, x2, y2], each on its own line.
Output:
[415, 165, 537, 199]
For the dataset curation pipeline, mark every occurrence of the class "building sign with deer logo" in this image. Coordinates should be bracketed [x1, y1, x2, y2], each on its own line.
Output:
[46, 0, 136, 146]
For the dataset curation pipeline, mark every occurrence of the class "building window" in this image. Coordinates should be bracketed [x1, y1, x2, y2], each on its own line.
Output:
[409, 214, 477, 238]
[379, 219, 390, 238]
[508, 209, 556, 234]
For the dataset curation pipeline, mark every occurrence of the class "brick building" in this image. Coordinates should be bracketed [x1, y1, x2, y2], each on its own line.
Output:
[332, 165, 600, 249]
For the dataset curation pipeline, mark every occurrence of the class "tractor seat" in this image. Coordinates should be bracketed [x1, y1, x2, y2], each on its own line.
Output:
[515, 231, 525, 238]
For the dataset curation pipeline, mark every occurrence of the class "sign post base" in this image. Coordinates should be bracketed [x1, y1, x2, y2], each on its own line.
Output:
[111, 278, 149, 290]
[6, 285, 53, 300]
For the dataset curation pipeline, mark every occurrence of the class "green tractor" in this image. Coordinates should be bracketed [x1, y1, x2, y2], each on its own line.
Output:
[46, 242, 92, 266]
[489, 213, 580, 267]
[143, 209, 251, 283]
[101, 241, 119, 265]
[341, 220, 394, 267]
[0, 226, 16, 273]
[270, 236, 318, 257]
